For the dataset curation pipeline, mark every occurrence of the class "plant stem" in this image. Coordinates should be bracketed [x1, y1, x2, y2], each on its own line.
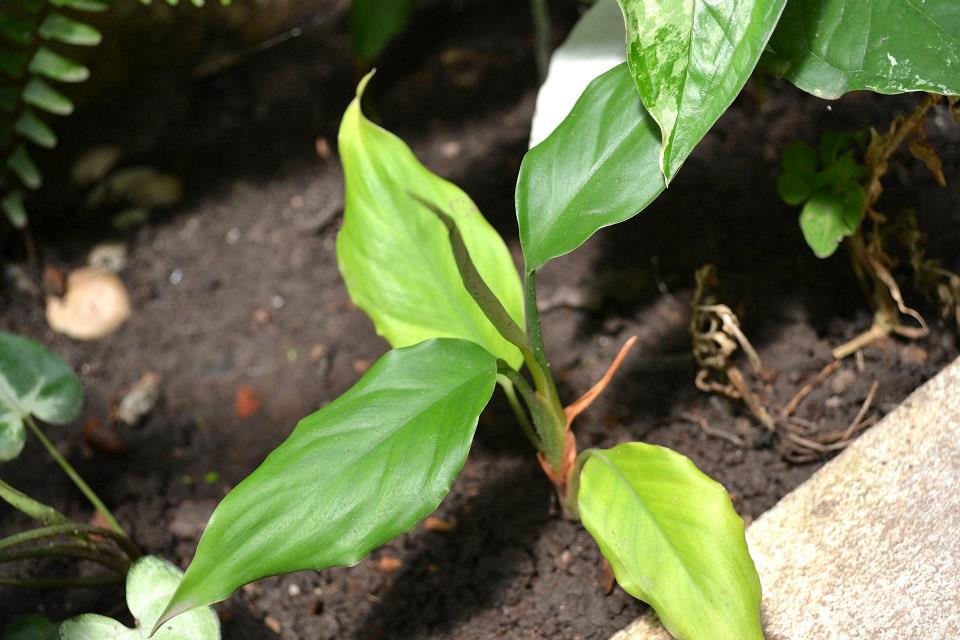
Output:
[0, 574, 121, 589]
[0, 543, 128, 574]
[522, 271, 568, 470]
[0, 523, 140, 560]
[24, 415, 124, 535]
[497, 375, 541, 452]
[530, 0, 552, 82]
[0, 478, 71, 526]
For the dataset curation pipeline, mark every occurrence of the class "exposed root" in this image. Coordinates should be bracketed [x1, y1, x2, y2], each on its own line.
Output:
[690, 265, 774, 432]
[781, 380, 880, 463]
[835, 93, 953, 359]
[564, 335, 638, 428]
[680, 411, 747, 448]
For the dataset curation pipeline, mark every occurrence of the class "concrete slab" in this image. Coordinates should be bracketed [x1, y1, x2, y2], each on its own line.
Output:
[611, 357, 960, 640]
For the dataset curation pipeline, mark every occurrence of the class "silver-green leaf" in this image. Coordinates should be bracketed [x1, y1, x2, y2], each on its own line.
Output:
[618, 0, 787, 180]
[0, 331, 82, 461]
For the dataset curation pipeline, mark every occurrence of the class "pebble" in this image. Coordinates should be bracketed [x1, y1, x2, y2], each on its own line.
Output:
[830, 369, 857, 395]
[168, 500, 216, 539]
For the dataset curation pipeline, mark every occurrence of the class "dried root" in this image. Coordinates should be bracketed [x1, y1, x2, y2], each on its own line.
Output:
[690, 265, 775, 434]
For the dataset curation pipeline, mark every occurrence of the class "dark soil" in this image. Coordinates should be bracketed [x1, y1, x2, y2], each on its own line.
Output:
[2, 1, 959, 639]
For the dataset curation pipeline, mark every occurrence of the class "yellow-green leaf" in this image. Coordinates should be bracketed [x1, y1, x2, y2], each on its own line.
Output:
[337, 73, 524, 368]
[578, 443, 761, 640]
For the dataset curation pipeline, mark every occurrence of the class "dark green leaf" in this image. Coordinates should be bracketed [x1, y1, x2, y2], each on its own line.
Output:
[617, 0, 787, 180]
[158, 338, 497, 624]
[351, 0, 414, 61]
[0, 331, 82, 461]
[516, 63, 664, 272]
[22, 77, 74, 115]
[7, 145, 42, 190]
[578, 443, 762, 640]
[40, 13, 102, 46]
[337, 73, 524, 368]
[15, 109, 57, 148]
[781, 141, 816, 177]
[762, 0, 960, 99]
[2, 191, 28, 229]
[30, 47, 89, 83]
[2, 614, 58, 640]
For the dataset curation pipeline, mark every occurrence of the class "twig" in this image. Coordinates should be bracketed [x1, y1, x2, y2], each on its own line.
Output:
[726, 366, 775, 431]
[843, 380, 879, 439]
[780, 360, 841, 419]
[680, 411, 746, 447]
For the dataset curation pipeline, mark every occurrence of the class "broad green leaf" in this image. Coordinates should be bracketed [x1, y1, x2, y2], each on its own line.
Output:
[7, 145, 41, 190]
[0, 331, 82, 460]
[2, 191, 28, 228]
[40, 12, 102, 46]
[30, 46, 90, 83]
[2, 614, 58, 640]
[351, 0, 414, 61]
[59, 556, 220, 640]
[762, 0, 960, 99]
[158, 338, 496, 624]
[22, 77, 74, 115]
[516, 63, 664, 272]
[337, 73, 524, 368]
[617, 0, 787, 180]
[799, 187, 865, 258]
[578, 443, 761, 640]
[15, 109, 57, 148]
[777, 142, 817, 205]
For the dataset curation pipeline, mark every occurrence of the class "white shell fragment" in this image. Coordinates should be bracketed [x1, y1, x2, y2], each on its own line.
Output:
[46, 267, 132, 340]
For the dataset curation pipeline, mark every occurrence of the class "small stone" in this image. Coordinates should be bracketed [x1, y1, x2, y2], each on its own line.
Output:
[287, 582, 301, 596]
[225, 227, 242, 244]
[830, 369, 857, 395]
[252, 308, 271, 325]
[423, 516, 457, 533]
[353, 358, 371, 375]
[375, 555, 402, 572]
[115, 372, 161, 426]
[87, 242, 127, 272]
[264, 615, 282, 634]
[440, 140, 462, 158]
[315, 137, 332, 160]
[290, 194, 304, 209]
[46, 267, 131, 340]
[899, 345, 929, 366]
[169, 500, 216, 539]
[825, 395, 844, 409]
[554, 549, 575, 571]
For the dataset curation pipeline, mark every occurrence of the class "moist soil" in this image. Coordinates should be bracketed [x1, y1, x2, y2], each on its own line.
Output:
[2, 2, 959, 638]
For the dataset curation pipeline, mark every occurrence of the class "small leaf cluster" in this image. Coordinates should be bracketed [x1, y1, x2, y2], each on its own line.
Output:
[1, 0, 228, 231]
[0, 0, 105, 229]
[777, 132, 868, 258]
[3, 556, 220, 640]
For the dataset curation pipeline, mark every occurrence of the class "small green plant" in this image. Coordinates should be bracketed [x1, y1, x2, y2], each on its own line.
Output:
[777, 132, 867, 259]
[155, 70, 763, 639]
[4, 556, 220, 639]
[778, 94, 958, 359]
[0, 331, 219, 638]
[0, 0, 226, 239]
[155, 2, 960, 638]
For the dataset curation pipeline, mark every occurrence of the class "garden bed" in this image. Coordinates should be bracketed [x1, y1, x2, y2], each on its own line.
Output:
[2, 2, 958, 638]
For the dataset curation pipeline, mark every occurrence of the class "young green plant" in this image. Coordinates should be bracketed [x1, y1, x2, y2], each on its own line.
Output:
[155, 69, 763, 640]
